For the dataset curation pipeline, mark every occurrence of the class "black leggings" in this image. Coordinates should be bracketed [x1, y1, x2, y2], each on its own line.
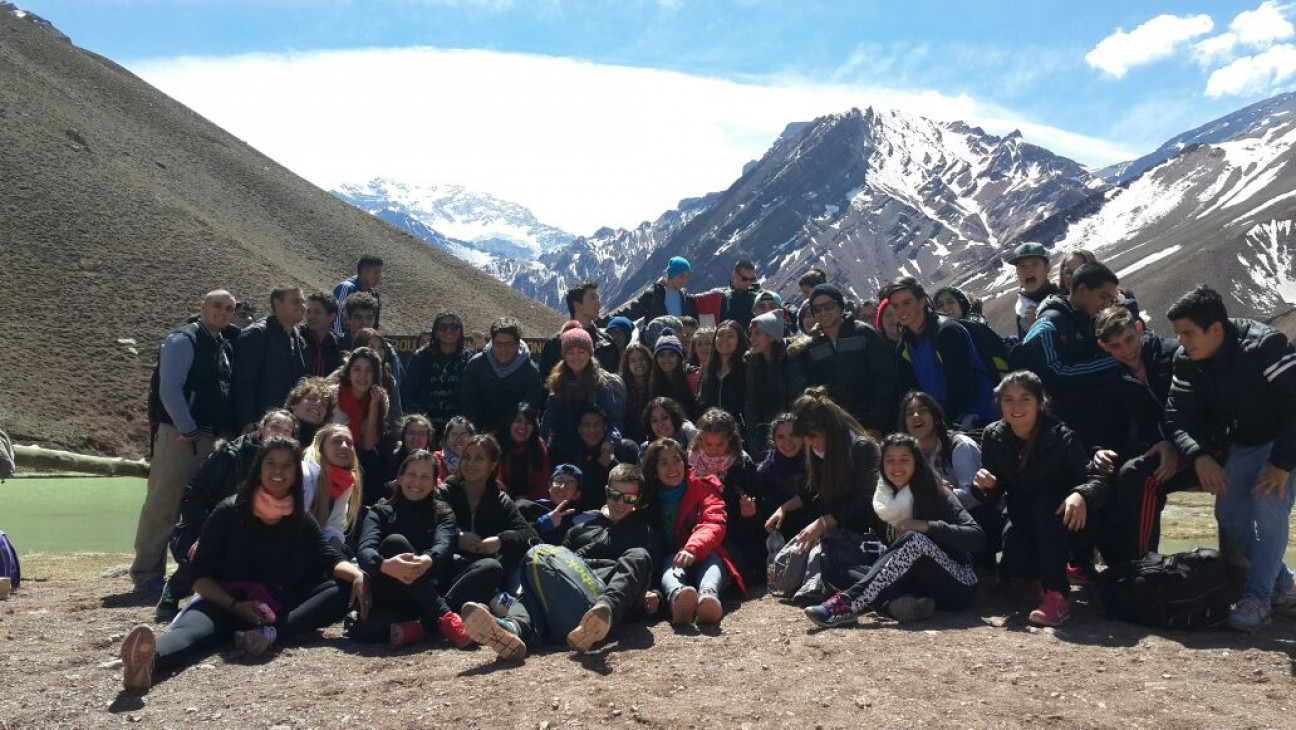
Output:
[508, 548, 655, 646]
[841, 533, 977, 612]
[368, 535, 451, 629]
[1001, 492, 1072, 593]
[154, 579, 349, 674]
[443, 555, 505, 613]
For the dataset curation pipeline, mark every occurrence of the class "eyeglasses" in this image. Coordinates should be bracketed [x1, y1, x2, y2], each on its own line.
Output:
[810, 301, 839, 314]
[606, 487, 642, 505]
[435, 323, 462, 333]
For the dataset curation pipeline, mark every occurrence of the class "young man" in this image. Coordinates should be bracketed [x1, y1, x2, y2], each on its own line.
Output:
[605, 317, 635, 359]
[133, 290, 237, 592]
[719, 259, 761, 330]
[525, 464, 598, 545]
[1092, 305, 1195, 567]
[232, 286, 307, 433]
[884, 277, 997, 427]
[460, 318, 544, 432]
[402, 310, 473, 434]
[231, 301, 256, 330]
[1007, 242, 1060, 338]
[301, 291, 342, 378]
[539, 281, 619, 380]
[461, 463, 664, 659]
[608, 256, 697, 324]
[1164, 285, 1296, 632]
[333, 254, 383, 333]
[1013, 261, 1123, 448]
[339, 291, 404, 395]
[790, 283, 897, 435]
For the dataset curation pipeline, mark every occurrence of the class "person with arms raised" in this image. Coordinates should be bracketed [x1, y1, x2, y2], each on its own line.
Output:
[607, 256, 698, 324]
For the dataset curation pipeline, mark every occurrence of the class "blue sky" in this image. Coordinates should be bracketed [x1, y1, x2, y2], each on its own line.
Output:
[19, 1, 1296, 233]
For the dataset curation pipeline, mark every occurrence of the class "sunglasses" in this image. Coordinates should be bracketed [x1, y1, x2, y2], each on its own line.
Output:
[810, 301, 839, 314]
[435, 322, 462, 333]
[605, 487, 642, 505]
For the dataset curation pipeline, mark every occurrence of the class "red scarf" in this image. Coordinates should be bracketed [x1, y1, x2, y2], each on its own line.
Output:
[325, 462, 356, 501]
[336, 386, 369, 443]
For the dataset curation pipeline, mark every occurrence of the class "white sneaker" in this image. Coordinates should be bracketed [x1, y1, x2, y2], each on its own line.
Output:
[234, 626, 278, 656]
[1228, 594, 1272, 632]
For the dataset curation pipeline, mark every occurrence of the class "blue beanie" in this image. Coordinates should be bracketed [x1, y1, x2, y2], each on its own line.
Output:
[607, 316, 634, 333]
[665, 256, 692, 280]
[654, 328, 684, 359]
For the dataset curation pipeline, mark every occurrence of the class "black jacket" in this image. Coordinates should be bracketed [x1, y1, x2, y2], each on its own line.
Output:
[699, 358, 746, 424]
[192, 498, 343, 596]
[459, 349, 544, 432]
[233, 316, 307, 429]
[402, 345, 472, 430]
[905, 488, 986, 565]
[719, 284, 761, 330]
[537, 325, 620, 383]
[152, 320, 235, 436]
[608, 280, 697, 325]
[898, 313, 981, 422]
[797, 436, 885, 537]
[564, 510, 665, 567]
[792, 318, 898, 433]
[355, 493, 459, 578]
[1109, 333, 1180, 456]
[175, 432, 262, 545]
[300, 326, 343, 379]
[978, 416, 1109, 508]
[436, 479, 540, 557]
[1166, 319, 1296, 470]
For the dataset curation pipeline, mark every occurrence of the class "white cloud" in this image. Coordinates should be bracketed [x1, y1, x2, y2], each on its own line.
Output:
[1085, 14, 1214, 78]
[129, 47, 1138, 234]
[1205, 43, 1296, 96]
[1194, 1, 1295, 65]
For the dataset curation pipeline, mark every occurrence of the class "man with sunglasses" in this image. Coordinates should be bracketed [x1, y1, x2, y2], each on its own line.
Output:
[402, 309, 473, 435]
[718, 258, 761, 330]
[462, 464, 664, 659]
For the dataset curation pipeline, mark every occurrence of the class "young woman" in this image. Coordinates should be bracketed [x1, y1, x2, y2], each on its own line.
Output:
[639, 397, 698, 459]
[689, 408, 764, 585]
[757, 414, 811, 541]
[931, 285, 982, 324]
[382, 414, 434, 487]
[303, 424, 364, 548]
[284, 377, 335, 450]
[434, 416, 475, 483]
[642, 438, 740, 626]
[743, 311, 790, 456]
[351, 326, 403, 426]
[402, 309, 473, 437]
[649, 328, 700, 419]
[973, 371, 1108, 627]
[619, 343, 654, 444]
[798, 306, 817, 337]
[569, 403, 638, 510]
[120, 437, 368, 692]
[495, 402, 550, 501]
[332, 347, 389, 504]
[436, 435, 540, 612]
[690, 326, 715, 393]
[876, 298, 903, 347]
[699, 320, 748, 422]
[804, 434, 984, 627]
[354, 450, 470, 649]
[541, 321, 627, 465]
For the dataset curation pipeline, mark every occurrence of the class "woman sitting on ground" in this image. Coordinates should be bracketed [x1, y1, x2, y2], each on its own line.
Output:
[353, 450, 470, 649]
[285, 376, 335, 451]
[689, 408, 764, 586]
[120, 437, 369, 692]
[302, 424, 364, 551]
[804, 434, 984, 627]
[756, 414, 811, 543]
[434, 416, 475, 483]
[495, 402, 550, 502]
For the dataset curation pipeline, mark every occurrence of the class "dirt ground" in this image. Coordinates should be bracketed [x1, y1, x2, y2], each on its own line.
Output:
[2, 552, 1294, 730]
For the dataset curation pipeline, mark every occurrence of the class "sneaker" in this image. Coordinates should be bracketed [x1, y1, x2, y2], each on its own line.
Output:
[1229, 594, 1273, 633]
[804, 592, 857, 628]
[233, 626, 277, 657]
[1028, 590, 1071, 627]
[1067, 563, 1098, 586]
[120, 625, 156, 692]
[489, 590, 517, 618]
[670, 586, 699, 625]
[390, 620, 427, 650]
[438, 611, 470, 648]
[567, 602, 612, 652]
[696, 592, 724, 625]
[462, 602, 526, 661]
[1271, 587, 1296, 617]
[154, 585, 179, 624]
[886, 595, 936, 623]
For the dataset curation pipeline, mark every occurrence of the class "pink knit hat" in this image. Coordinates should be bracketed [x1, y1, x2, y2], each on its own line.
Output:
[560, 320, 594, 352]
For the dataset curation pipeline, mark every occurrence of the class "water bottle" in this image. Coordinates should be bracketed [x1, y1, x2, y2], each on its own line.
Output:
[765, 530, 787, 587]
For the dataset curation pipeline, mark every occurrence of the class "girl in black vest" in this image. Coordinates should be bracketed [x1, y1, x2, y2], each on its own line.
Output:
[804, 434, 984, 627]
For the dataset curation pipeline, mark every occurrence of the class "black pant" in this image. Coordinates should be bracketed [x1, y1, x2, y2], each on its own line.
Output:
[966, 501, 1005, 571]
[164, 529, 200, 600]
[443, 555, 505, 613]
[1001, 492, 1071, 593]
[508, 548, 654, 646]
[1099, 451, 1198, 565]
[368, 535, 451, 629]
[154, 579, 349, 674]
[841, 532, 977, 612]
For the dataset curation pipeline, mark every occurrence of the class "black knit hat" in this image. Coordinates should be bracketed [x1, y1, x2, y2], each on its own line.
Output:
[808, 283, 845, 309]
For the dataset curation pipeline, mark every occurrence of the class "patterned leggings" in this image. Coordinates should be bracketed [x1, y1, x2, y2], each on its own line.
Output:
[842, 532, 978, 613]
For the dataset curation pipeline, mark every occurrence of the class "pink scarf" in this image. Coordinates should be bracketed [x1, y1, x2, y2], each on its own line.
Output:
[689, 449, 736, 479]
[252, 486, 294, 522]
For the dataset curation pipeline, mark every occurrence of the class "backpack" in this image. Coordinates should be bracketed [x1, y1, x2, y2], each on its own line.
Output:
[521, 544, 606, 644]
[958, 318, 1013, 379]
[0, 530, 20, 591]
[1101, 548, 1237, 630]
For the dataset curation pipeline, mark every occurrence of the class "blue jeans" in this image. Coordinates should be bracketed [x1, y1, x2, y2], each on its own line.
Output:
[661, 552, 726, 598]
[1217, 442, 1296, 601]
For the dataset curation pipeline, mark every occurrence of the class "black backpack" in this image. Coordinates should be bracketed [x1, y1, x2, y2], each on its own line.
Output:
[959, 318, 1013, 379]
[1101, 548, 1237, 630]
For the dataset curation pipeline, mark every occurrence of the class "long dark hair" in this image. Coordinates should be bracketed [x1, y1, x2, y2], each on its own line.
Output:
[234, 436, 307, 524]
[650, 348, 698, 417]
[639, 437, 687, 524]
[994, 370, 1050, 468]
[700, 320, 748, 407]
[340, 346, 384, 394]
[791, 386, 870, 502]
[879, 433, 946, 503]
[642, 396, 687, 440]
[495, 401, 546, 469]
[744, 331, 787, 418]
[898, 390, 955, 469]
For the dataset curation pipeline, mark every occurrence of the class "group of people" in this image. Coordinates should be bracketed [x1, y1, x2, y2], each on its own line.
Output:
[116, 246, 1296, 692]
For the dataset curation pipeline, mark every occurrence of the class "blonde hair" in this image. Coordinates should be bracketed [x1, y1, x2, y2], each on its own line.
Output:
[308, 423, 364, 533]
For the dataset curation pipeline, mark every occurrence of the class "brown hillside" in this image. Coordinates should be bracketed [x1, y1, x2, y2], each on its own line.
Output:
[0, 8, 564, 457]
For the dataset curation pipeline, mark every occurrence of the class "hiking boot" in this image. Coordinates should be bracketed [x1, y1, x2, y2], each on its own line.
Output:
[1229, 594, 1272, 633]
[234, 626, 277, 657]
[696, 592, 724, 625]
[804, 592, 857, 628]
[567, 601, 613, 652]
[886, 595, 936, 623]
[390, 620, 427, 650]
[462, 602, 526, 661]
[121, 625, 156, 692]
[1067, 562, 1098, 586]
[670, 586, 699, 625]
[438, 611, 470, 648]
[1271, 587, 1296, 617]
[154, 585, 179, 624]
[1028, 590, 1071, 627]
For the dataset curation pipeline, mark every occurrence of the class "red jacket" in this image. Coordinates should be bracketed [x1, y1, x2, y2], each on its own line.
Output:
[673, 473, 747, 594]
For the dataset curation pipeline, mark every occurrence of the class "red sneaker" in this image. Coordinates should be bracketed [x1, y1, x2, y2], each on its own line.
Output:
[1028, 590, 1072, 627]
[438, 611, 470, 648]
[390, 620, 427, 650]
